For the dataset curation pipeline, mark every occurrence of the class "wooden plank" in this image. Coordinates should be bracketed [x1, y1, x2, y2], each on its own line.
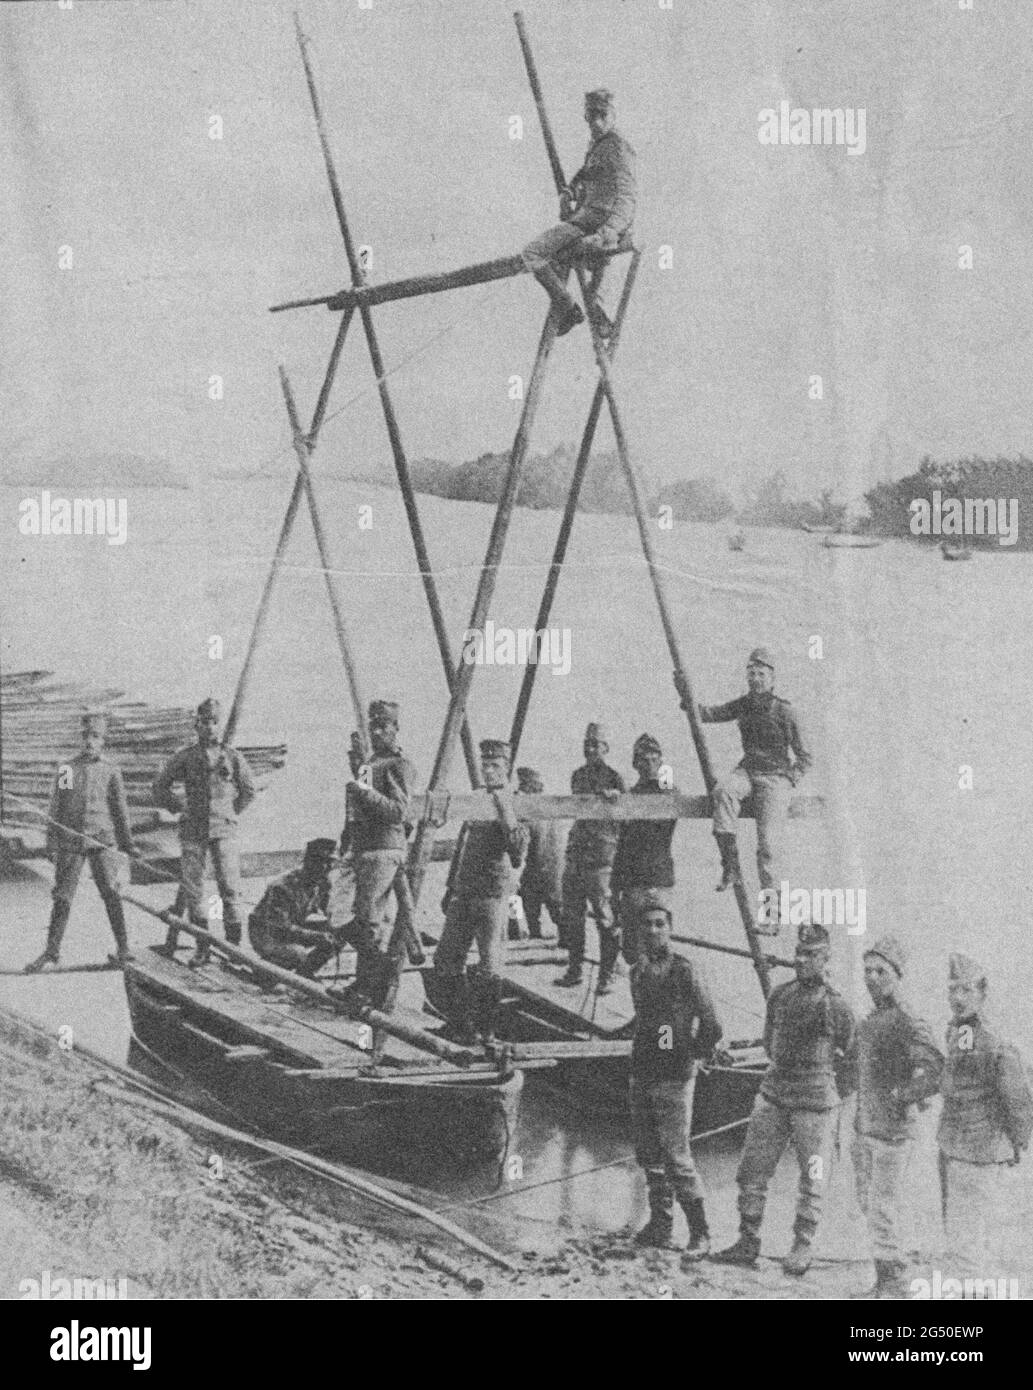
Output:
[509, 1039, 633, 1061]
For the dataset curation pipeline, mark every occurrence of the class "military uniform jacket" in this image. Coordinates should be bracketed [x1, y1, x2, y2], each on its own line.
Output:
[344, 750, 417, 855]
[569, 130, 636, 238]
[700, 690, 812, 784]
[938, 1015, 1033, 1164]
[853, 1000, 943, 1143]
[152, 742, 256, 843]
[611, 778, 676, 892]
[761, 979, 856, 1112]
[249, 869, 330, 953]
[566, 762, 625, 868]
[630, 953, 722, 1083]
[453, 815, 529, 901]
[47, 753, 132, 855]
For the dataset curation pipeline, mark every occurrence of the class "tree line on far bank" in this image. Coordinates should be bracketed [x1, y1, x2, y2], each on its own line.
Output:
[407, 448, 1031, 549]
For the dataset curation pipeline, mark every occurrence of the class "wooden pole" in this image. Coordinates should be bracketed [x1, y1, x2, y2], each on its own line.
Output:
[407, 309, 560, 899]
[512, 11, 772, 996]
[292, 13, 481, 789]
[270, 254, 526, 314]
[508, 250, 641, 758]
[224, 306, 356, 747]
[122, 893, 480, 1067]
[279, 366, 368, 742]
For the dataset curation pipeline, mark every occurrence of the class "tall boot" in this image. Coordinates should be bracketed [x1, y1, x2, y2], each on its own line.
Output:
[24, 900, 71, 972]
[471, 972, 503, 1046]
[634, 1175, 676, 1249]
[715, 833, 743, 893]
[530, 266, 584, 335]
[710, 1213, 761, 1267]
[678, 1193, 711, 1264]
[854, 1259, 909, 1300]
[782, 1219, 816, 1277]
[102, 893, 134, 964]
[596, 930, 621, 996]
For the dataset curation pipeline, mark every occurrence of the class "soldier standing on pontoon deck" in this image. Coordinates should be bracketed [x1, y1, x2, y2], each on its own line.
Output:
[555, 722, 624, 990]
[427, 739, 528, 1046]
[511, 767, 566, 940]
[628, 890, 722, 1262]
[849, 935, 943, 1300]
[25, 710, 136, 972]
[712, 923, 855, 1277]
[248, 838, 343, 978]
[521, 88, 636, 338]
[152, 697, 256, 966]
[938, 952, 1033, 1286]
[679, 648, 811, 918]
[335, 700, 417, 1008]
[611, 733, 678, 980]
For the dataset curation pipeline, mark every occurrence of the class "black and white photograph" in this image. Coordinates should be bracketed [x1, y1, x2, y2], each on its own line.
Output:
[3, 0, 1033, 1331]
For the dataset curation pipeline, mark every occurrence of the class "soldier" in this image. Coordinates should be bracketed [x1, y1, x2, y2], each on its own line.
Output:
[521, 88, 636, 338]
[511, 767, 566, 940]
[850, 936, 943, 1299]
[611, 733, 678, 979]
[938, 953, 1033, 1284]
[152, 697, 256, 966]
[681, 647, 811, 919]
[335, 700, 417, 1007]
[628, 890, 722, 1261]
[427, 739, 528, 1046]
[25, 710, 136, 972]
[712, 923, 856, 1276]
[555, 722, 624, 990]
[248, 838, 342, 977]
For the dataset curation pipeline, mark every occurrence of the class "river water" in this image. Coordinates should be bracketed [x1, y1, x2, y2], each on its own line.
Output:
[3, 478, 1030, 1259]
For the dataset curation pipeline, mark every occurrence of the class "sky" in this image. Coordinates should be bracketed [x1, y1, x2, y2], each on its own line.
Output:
[4, 0, 1033, 501]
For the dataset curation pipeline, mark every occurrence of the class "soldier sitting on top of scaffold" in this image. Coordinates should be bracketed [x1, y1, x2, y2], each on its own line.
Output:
[152, 697, 256, 967]
[611, 733, 678, 983]
[555, 721, 624, 990]
[426, 739, 529, 1046]
[25, 709, 137, 973]
[510, 766, 566, 941]
[678, 647, 811, 921]
[521, 87, 636, 338]
[248, 838, 344, 978]
[334, 699, 418, 1008]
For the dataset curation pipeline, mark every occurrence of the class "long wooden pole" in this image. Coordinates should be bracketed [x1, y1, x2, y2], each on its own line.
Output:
[279, 366, 368, 741]
[270, 255, 526, 314]
[224, 305, 355, 747]
[513, 11, 771, 996]
[407, 310, 560, 899]
[292, 13, 480, 790]
[508, 250, 641, 758]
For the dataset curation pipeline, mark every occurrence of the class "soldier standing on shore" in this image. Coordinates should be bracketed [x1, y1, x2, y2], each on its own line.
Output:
[152, 697, 256, 966]
[511, 767, 566, 941]
[248, 838, 342, 978]
[937, 953, 1033, 1285]
[711, 923, 855, 1276]
[611, 733, 677, 979]
[556, 722, 624, 991]
[628, 891, 722, 1261]
[850, 935, 943, 1299]
[680, 648, 810, 926]
[520, 88, 636, 338]
[428, 739, 528, 1045]
[335, 700, 417, 1007]
[25, 710, 136, 972]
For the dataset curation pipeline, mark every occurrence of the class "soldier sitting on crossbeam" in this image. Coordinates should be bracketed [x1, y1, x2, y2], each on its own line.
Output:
[520, 87, 636, 338]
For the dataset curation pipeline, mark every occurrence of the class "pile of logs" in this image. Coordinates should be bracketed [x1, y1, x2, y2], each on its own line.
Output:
[0, 671, 287, 841]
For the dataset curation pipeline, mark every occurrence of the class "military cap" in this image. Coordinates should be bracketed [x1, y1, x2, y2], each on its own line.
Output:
[797, 922, 830, 951]
[864, 934, 906, 977]
[949, 952, 987, 988]
[636, 887, 672, 921]
[747, 647, 776, 670]
[368, 699, 400, 724]
[479, 738, 511, 763]
[584, 721, 610, 744]
[584, 87, 615, 113]
[196, 697, 222, 719]
[303, 837, 337, 863]
[516, 767, 544, 793]
[632, 732, 662, 758]
[80, 709, 108, 732]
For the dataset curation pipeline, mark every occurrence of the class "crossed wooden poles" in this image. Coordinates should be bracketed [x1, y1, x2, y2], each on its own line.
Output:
[234, 10, 776, 999]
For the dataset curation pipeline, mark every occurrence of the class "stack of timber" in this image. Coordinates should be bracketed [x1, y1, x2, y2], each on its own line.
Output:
[0, 671, 287, 858]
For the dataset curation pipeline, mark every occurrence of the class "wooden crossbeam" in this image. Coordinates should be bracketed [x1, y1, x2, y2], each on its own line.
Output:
[270, 255, 525, 315]
[416, 790, 824, 823]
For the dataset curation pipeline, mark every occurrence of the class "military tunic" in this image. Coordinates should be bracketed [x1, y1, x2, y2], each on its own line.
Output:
[48, 752, 133, 907]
